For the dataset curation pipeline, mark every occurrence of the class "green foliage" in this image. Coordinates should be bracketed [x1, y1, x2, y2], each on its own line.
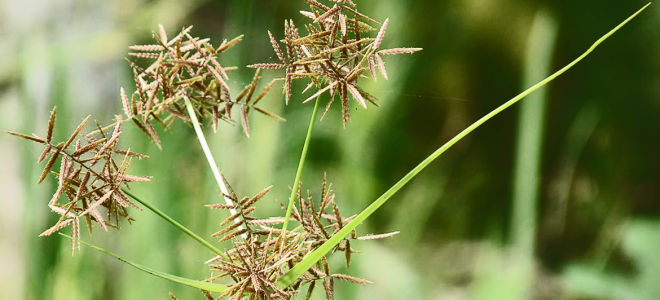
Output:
[563, 220, 660, 299]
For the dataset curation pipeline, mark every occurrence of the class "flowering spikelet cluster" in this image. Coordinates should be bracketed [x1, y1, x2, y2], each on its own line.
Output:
[203, 174, 398, 299]
[9, 107, 150, 253]
[249, 0, 421, 126]
[125, 25, 282, 141]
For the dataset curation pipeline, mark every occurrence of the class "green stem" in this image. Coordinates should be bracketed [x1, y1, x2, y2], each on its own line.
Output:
[59, 233, 229, 292]
[281, 96, 321, 235]
[276, 3, 651, 288]
[123, 189, 228, 259]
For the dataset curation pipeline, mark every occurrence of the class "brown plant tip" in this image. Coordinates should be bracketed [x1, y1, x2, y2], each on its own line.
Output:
[253, 1, 421, 127]
[10, 107, 150, 254]
[123, 25, 281, 143]
[204, 173, 390, 299]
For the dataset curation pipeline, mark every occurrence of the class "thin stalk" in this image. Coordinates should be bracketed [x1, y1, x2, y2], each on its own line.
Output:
[59, 233, 229, 292]
[182, 95, 243, 233]
[276, 3, 650, 288]
[123, 188, 228, 259]
[281, 96, 321, 235]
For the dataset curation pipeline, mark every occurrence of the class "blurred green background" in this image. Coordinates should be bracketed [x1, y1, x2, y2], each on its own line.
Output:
[1, 0, 659, 299]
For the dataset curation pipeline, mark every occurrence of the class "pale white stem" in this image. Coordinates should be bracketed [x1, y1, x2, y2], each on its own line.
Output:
[183, 96, 245, 235]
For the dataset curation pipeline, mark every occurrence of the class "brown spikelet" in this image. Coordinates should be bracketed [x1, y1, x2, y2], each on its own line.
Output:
[221, 210, 244, 227]
[268, 31, 286, 63]
[220, 228, 248, 242]
[158, 24, 168, 45]
[129, 44, 165, 51]
[129, 52, 162, 59]
[210, 57, 229, 79]
[80, 190, 114, 217]
[306, 0, 330, 11]
[357, 231, 400, 240]
[63, 116, 91, 149]
[252, 106, 286, 122]
[305, 281, 316, 300]
[315, 5, 341, 23]
[323, 278, 334, 300]
[241, 185, 273, 209]
[212, 221, 244, 238]
[216, 34, 244, 53]
[38, 149, 60, 184]
[344, 239, 352, 268]
[39, 219, 74, 237]
[120, 88, 133, 118]
[37, 145, 51, 163]
[205, 203, 238, 210]
[340, 84, 349, 127]
[373, 18, 389, 49]
[375, 53, 388, 80]
[72, 138, 107, 156]
[120, 174, 152, 182]
[303, 81, 337, 103]
[240, 105, 250, 137]
[368, 56, 377, 80]
[378, 47, 423, 55]
[346, 84, 367, 108]
[7, 132, 46, 144]
[247, 63, 287, 69]
[331, 274, 373, 284]
[47, 107, 56, 142]
[339, 12, 347, 37]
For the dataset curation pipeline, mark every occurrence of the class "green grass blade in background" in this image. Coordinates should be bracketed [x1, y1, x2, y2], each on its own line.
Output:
[512, 8, 558, 257]
[276, 3, 651, 288]
[508, 8, 558, 299]
[58, 234, 228, 293]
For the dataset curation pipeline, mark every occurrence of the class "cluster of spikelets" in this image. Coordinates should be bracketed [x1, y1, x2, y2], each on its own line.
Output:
[9, 108, 150, 253]
[125, 25, 283, 141]
[201, 174, 398, 300]
[250, 0, 421, 126]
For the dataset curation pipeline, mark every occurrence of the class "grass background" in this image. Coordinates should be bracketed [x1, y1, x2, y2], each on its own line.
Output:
[1, 0, 659, 299]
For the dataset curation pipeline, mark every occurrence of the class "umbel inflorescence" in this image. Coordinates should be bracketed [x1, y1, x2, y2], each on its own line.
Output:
[125, 25, 283, 140]
[250, 0, 421, 126]
[203, 174, 398, 299]
[9, 108, 150, 253]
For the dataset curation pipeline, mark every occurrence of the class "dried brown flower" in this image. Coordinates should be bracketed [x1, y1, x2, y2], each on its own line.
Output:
[125, 25, 283, 143]
[204, 173, 397, 299]
[9, 107, 150, 253]
[250, 0, 422, 126]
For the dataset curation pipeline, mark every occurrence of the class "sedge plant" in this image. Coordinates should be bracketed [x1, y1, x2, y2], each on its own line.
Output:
[9, 0, 651, 299]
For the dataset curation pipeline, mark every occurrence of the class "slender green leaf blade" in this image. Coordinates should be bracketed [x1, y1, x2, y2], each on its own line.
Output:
[58, 233, 228, 292]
